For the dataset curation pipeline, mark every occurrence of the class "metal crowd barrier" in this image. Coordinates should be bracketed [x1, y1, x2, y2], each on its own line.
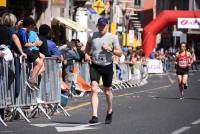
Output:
[66, 62, 148, 94]
[1, 58, 149, 126]
[0, 57, 69, 126]
[78, 63, 91, 84]
[112, 63, 148, 90]
[0, 58, 9, 126]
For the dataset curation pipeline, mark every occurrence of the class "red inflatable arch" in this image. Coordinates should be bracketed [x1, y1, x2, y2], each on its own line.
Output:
[142, 10, 200, 57]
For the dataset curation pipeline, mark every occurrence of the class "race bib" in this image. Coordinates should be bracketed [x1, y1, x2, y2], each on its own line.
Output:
[92, 54, 107, 64]
[178, 60, 188, 68]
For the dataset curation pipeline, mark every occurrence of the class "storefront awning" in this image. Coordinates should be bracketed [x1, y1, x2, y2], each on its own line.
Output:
[52, 17, 87, 32]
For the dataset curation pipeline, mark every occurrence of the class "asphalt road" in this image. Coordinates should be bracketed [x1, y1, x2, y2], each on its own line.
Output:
[1, 70, 200, 134]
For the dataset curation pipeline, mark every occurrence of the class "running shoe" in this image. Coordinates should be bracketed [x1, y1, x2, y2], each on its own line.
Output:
[105, 111, 113, 124]
[180, 91, 184, 99]
[184, 83, 188, 90]
[36, 98, 45, 103]
[89, 116, 98, 124]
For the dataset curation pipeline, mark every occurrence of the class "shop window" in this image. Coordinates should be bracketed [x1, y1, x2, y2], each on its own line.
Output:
[195, 0, 200, 10]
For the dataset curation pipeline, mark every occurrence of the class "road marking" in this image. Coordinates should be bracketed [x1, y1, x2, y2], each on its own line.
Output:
[191, 119, 200, 125]
[115, 85, 171, 98]
[0, 131, 14, 133]
[66, 102, 91, 111]
[171, 126, 191, 134]
[31, 123, 101, 132]
[31, 123, 64, 127]
[197, 79, 200, 82]
[167, 72, 176, 84]
[63, 85, 171, 112]
[55, 123, 100, 132]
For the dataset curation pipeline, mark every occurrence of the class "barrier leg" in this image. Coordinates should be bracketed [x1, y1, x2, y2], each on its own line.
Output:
[124, 82, 131, 88]
[57, 103, 70, 117]
[112, 85, 118, 90]
[0, 117, 7, 126]
[126, 82, 132, 88]
[27, 104, 51, 120]
[27, 106, 38, 118]
[38, 104, 51, 120]
[15, 107, 31, 123]
[47, 104, 59, 116]
[48, 103, 70, 117]
[117, 84, 123, 89]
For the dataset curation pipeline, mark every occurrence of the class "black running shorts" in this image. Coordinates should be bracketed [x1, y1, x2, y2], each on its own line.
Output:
[176, 67, 189, 75]
[90, 63, 113, 87]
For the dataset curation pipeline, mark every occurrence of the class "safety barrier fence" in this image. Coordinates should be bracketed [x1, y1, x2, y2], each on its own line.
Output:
[1, 58, 152, 126]
[0, 57, 69, 126]
[68, 62, 149, 95]
[112, 63, 148, 90]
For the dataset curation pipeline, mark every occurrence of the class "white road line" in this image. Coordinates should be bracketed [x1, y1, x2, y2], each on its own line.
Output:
[55, 123, 101, 132]
[191, 119, 200, 125]
[171, 126, 191, 134]
[166, 72, 176, 84]
[0, 131, 14, 133]
[115, 85, 171, 98]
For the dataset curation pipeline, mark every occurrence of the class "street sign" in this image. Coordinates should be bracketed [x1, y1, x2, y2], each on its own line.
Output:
[92, 0, 105, 15]
[0, 0, 6, 7]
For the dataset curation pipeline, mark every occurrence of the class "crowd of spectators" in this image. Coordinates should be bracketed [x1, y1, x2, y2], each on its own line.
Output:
[0, 12, 87, 95]
[113, 46, 147, 80]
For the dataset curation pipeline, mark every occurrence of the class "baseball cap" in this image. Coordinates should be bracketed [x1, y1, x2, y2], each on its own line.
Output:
[97, 17, 108, 26]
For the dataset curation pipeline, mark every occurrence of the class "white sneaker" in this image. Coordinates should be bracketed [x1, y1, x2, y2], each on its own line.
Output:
[180, 91, 184, 99]
[36, 98, 45, 103]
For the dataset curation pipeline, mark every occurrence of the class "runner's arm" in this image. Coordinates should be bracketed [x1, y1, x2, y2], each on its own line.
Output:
[85, 41, 92, 62]
[174, 52, 179, 65]
[187, 52, 192, 66]
[112, 46, 122, 57]
[112, 35, 122, 57]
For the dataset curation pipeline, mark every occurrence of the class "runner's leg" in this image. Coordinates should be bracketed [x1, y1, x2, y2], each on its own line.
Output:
[177, 75, 184, 97]
[104, 87, 113, 113]
[182, 74, 188, 89]
[91, 81, 99, 117]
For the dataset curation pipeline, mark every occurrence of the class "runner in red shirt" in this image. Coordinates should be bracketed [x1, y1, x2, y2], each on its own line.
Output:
[175, 42, 192, 99]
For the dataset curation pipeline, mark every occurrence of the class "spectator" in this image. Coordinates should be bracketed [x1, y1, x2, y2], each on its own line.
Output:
[18, 17, 45, 90]
[63, 41, 81, 73]
[1, 13, 26, 58]
[38, 24, 51, 57]
[0, 13, 23, 97]
[150, 48, 156, 59]
[191, 50, 198, 70]
[39, 24, 61, 57]
[75, 41, 85, 62]
[0, 51, 4, 57]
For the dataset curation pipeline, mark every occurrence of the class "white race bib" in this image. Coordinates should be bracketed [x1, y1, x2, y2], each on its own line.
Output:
[92, 54, 107, 64]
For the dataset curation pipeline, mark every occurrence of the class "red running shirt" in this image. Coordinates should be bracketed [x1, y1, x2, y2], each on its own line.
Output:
[177, 52, 189, 68]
